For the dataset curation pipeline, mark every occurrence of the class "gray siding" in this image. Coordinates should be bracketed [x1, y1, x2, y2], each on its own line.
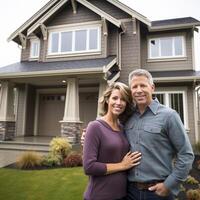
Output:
[107, 24, 118, 56]
[187, 86, 195, 144]
[89, 0, 131, 19]
[46, 3, 100, 26]
[141, 29, 193, 71]
[119, 21, 141, 83]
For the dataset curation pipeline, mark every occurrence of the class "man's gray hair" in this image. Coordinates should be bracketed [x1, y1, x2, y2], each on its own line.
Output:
[129, 69, 154, 86]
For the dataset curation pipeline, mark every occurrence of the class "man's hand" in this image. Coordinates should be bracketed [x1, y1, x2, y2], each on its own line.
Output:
[148, 182, 170, 197]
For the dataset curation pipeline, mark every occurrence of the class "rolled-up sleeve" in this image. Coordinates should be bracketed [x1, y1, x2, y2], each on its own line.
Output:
[83, 122, 107, 176]
[164, 110, 194, 195]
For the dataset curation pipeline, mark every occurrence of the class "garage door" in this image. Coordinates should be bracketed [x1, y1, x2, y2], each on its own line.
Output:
[38, 94, 65, 136]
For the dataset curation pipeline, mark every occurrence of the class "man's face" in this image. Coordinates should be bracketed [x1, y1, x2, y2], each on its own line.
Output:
[130, 75, 155, 109]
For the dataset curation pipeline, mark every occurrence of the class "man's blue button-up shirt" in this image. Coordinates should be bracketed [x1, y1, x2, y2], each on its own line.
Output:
[125, 99, 194, 195]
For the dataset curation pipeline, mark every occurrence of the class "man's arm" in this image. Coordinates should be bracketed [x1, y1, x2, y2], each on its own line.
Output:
[163, 110, 194, 195]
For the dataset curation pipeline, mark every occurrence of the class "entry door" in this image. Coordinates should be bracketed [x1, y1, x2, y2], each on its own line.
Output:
[38, 94, 65, 136]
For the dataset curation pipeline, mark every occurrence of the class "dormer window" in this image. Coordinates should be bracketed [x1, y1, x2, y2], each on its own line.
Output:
[148, 36, 185, 59]
[48, 25, 101, 55]
[30, 39, 40, 59]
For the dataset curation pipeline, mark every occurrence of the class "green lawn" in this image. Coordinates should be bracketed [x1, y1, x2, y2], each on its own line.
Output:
[0, 167, 88, 200]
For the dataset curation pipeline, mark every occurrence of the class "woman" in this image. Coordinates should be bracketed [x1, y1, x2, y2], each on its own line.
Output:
[83, 82, 141, 200]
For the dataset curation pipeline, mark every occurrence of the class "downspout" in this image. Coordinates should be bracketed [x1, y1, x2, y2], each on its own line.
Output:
[194, 81, 200, 142]
[118, 23, 126, 70]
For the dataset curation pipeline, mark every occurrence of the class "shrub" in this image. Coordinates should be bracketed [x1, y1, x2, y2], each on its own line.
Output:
[42, 153, 62, 167]
[186, 189, 200, 200]
[64, 152, 82, 167]
[49, 137, 72, 158]
[16, 151, 42, 169]
[185, 175, 199, 185]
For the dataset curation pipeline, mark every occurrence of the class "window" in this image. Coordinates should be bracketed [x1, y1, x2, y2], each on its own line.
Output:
[149, 36, 185, 59]
[30, 39, 40, 58]
[48, 26, 100, 55]
[153, 91, 187, 125]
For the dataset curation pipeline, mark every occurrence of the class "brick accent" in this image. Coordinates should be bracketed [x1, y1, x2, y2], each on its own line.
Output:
[0, 121, 15, 141]
[60, 122, 83, 145]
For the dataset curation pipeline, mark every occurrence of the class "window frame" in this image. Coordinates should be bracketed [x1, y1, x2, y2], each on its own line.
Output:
[48, 24, 101, 56]
[148, 36, 186, 59]
[153, 89, 188, 129]
[30, 38, 40, 59]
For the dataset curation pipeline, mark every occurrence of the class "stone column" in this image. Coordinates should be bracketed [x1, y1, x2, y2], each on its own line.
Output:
[97, 81, 108, 118]
[0, 81, 15, 140]
[60, 78, 82, 144]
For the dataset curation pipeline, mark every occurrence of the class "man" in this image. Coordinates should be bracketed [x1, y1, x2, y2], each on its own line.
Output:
[125, 69, 194, 200]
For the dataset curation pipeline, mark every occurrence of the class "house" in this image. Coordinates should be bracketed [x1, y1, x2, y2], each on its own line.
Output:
[0, 0, 200, 145]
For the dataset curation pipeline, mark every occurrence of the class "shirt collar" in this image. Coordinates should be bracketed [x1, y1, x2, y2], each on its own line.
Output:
[148, 98, 159, 115]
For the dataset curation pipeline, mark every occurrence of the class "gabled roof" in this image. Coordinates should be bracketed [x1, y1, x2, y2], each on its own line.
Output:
[8, 0, 151, 43]
[150, 17, 200, 31]
[0, 56, 116, 78]
[7, 0, 59, 42]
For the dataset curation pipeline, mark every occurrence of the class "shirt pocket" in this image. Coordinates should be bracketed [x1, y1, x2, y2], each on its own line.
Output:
[143, 126, 162, 134]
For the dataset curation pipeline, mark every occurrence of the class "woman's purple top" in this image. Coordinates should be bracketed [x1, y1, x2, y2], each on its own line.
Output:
[83, 119, 130, 200]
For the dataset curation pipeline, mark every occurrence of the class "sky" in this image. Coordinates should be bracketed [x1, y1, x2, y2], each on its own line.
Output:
[0, 0, 200, 68]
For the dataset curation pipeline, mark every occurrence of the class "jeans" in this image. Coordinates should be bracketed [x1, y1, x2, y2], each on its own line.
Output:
[126, 183, 174, 200]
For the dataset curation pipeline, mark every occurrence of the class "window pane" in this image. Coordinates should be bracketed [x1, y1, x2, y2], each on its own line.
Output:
[153, 93, 165, 104]
[51, 33, 59, 53]
[75, 30, 87, 51]
[169, 93, 184, 123]
[89, 29, 98, 50]
[174, 37, 183, 56]
[150, 39, 159, 57]
[61, 32, 72, 52]
[31, 42, 39, 57]
[160, 38, 173, 57]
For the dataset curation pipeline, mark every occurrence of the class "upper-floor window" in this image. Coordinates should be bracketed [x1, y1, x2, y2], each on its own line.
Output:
[48, 26, 101, 55]
[148, 36, 185, 59]
[30, 39, 40, 59]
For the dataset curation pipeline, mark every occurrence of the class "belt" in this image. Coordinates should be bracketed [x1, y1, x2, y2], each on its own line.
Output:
[129, 181, 164, 190]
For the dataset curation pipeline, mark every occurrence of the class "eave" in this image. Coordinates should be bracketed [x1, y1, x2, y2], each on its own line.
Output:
[108, 0, 151, 26]
[7, 0, 59, 42]
[149, 22, 200, 32]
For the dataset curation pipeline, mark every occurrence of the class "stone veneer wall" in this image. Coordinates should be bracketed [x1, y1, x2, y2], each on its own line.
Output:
[60, 122, 83, 145]
[0, 121, 15, 141]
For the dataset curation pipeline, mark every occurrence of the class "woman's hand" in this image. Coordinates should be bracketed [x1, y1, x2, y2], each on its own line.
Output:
[121, 151, 141, 170]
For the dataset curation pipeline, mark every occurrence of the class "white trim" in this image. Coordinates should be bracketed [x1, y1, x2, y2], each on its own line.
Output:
[148, 36, 186, 59]
[47, 25, 101, 55]
[76, 0, 121, 27]
[22, 84, 28, 136]
[154, 87, 188, 129]
[193, 89, 199, 141]
[27, 0, 69, 36]
[103, 57, 117, 73]
[47, 21, 102, 30]
[8, 0, 59, 42]
[106, 0, 151, 26]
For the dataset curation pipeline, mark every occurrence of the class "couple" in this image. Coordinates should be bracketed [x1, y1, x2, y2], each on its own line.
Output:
[83, 69, 194, 200]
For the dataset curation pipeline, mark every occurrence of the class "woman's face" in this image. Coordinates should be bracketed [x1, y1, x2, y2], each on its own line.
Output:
[107, 89, 127, 116]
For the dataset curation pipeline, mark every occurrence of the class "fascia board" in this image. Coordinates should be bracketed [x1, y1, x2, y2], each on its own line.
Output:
[149, 22, 200, 32]
[28, 0, 69, 36]
[76, 0, 121, 27]
[107, 0, 151, 26]
[0, 67, 104, 79]
[7, 0, 59, 42]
